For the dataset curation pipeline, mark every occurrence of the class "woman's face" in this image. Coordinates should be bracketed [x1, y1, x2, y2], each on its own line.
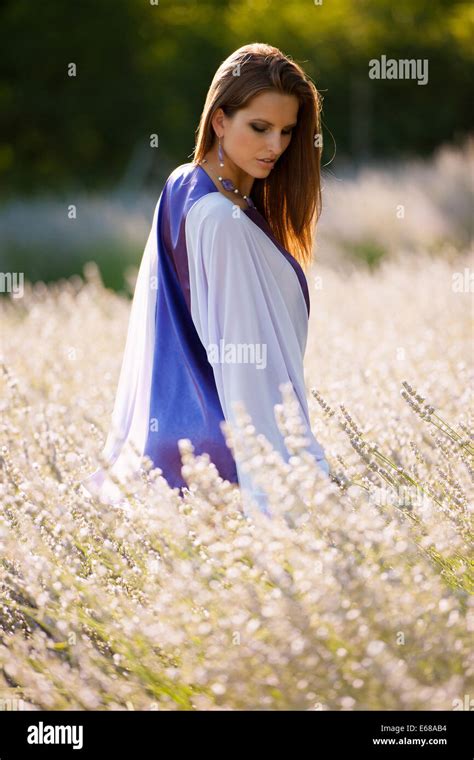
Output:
[214, 90, 299, 179]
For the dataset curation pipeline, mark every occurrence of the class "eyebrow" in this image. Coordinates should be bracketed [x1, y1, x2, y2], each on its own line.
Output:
[251, 118, 297, 129]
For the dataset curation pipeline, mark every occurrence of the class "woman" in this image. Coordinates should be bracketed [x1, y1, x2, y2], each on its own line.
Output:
[81, 42, 330, 517]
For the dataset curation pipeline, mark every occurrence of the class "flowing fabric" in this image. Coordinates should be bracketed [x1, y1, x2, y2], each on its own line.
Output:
[81, 162, 329, 515]
[185, 191, 329, 515]
[80, 195, 161, 505]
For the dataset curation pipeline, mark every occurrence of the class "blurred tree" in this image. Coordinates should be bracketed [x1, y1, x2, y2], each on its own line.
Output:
[0, 0, 472, 196]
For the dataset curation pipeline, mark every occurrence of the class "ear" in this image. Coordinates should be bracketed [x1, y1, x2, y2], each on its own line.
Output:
[211, 107, 225, 137]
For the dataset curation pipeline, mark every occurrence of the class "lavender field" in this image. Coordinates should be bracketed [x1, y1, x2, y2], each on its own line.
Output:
[0, 147, 472, 710]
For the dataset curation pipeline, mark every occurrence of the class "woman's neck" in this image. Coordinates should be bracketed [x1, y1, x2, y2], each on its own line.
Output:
[201, 144, 254, 201]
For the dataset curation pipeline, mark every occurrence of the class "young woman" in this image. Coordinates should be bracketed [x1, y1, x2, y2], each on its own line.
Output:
[81, 42, 330, 517]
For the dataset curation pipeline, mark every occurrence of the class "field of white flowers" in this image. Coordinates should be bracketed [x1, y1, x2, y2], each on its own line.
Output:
[0, 154, 473, 710]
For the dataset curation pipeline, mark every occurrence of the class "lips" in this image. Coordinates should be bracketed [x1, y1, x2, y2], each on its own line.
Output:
[257, 158, 276, 167]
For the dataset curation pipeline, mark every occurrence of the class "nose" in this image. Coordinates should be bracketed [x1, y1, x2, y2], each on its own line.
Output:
[266, 132, 283, 157]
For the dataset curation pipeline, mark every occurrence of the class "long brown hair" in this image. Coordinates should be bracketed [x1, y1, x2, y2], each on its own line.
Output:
[192, 43, 323, 270]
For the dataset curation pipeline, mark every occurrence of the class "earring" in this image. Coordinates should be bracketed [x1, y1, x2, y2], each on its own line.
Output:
[218, 138, 224, 167]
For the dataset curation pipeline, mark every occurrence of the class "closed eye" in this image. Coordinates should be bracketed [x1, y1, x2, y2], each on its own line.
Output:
[251, 124, 293, 135]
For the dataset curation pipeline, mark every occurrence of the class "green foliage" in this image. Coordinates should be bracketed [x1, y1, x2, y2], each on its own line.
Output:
[0, 0, 472, 195]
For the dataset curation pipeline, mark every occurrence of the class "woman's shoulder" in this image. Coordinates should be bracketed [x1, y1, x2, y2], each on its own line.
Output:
[187, 191, 250, 233]
[164, 163, 236, 215]
[186, 195, 254, 260]
[166, 161, 195, 181]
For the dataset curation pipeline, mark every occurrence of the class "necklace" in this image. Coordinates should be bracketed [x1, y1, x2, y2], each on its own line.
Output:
[200, 158, 256, 209]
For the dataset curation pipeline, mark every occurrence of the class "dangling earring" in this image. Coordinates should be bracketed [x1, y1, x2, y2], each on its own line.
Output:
[218, 138, 225, 167]
[199, 135, 256, 210]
